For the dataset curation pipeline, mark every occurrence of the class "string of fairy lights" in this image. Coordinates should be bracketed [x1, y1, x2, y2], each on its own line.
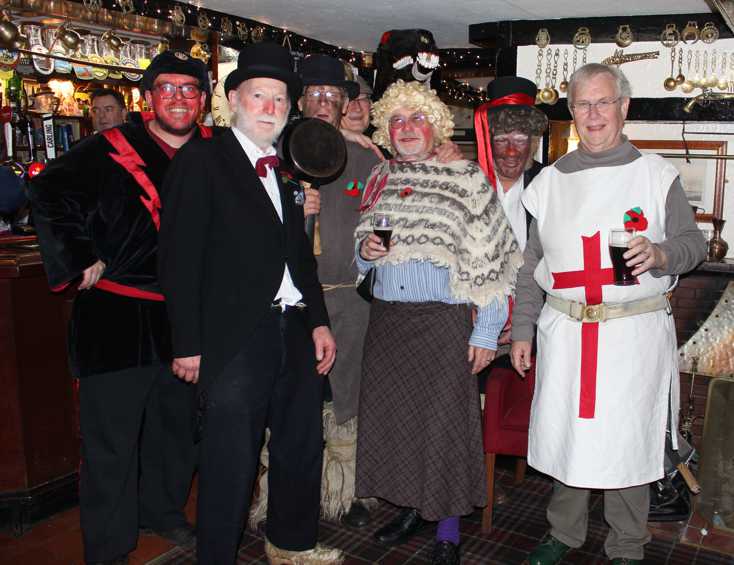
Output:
[72, 0, 494, 105]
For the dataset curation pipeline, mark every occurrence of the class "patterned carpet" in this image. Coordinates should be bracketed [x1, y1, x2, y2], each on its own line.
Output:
[149, 469, 732, 564]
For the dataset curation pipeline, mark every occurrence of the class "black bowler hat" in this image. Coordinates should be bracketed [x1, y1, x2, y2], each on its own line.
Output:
[141, 50, 210, 94]
[485, 76, 538, 112]
[224, 43, 302, 98]
[300, 54, 359, 99]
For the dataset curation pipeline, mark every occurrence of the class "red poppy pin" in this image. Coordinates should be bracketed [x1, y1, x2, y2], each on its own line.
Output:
[400, 187, 414, 198]
[623, 207, 648, 231]
[344, 178, 364, 197]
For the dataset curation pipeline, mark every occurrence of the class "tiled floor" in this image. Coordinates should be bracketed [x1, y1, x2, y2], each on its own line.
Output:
[0, 480, 198, 565]
[3, 471, 734, 565]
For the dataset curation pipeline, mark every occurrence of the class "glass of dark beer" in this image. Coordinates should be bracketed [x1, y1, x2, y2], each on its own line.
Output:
[373, 213, 393, 251]
[609, 229, 636, 286]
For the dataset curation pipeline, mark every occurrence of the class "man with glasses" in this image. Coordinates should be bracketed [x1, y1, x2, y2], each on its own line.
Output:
[28, 50, 211, 565]
[340, 76, 373, 135]
[510, 64, 706, 565]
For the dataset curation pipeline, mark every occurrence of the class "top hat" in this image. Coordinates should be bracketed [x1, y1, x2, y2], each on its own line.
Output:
[300, 54, 359, 99]
[484, 76, 538, 112]
[224, 43, 302, 98]
[142, 50, 211, 94]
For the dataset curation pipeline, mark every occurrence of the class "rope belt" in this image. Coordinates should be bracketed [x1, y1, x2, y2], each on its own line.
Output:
[546, 293, 671, 323]
[322, 283, 356, 292]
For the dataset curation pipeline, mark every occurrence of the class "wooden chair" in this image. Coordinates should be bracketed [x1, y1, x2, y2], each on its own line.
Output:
[481, 361, 536, 534]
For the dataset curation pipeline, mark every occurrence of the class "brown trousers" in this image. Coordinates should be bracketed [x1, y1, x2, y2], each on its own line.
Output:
[548, 480, 651, 560]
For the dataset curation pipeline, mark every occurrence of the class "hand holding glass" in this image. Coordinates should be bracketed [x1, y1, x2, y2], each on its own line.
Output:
[373, 213, 392, 251]
[609, 229, 637, 286]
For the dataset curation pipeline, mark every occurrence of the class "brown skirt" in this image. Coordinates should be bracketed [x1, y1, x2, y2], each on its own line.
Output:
[355, 300, 487, 520]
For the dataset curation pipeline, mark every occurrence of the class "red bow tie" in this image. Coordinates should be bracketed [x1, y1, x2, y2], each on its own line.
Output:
[255, 155, 280, 177]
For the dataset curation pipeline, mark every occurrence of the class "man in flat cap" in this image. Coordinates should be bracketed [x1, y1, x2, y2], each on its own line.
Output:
[340, 75, 373, 136]
[159, 43, 341, 565]
[29, 50, 211, 565]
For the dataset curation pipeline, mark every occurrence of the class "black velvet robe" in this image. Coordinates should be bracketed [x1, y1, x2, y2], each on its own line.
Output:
[28, 122, 209, 378]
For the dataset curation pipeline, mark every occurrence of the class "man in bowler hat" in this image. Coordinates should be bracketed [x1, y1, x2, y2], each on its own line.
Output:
[158, 43, 342, 565]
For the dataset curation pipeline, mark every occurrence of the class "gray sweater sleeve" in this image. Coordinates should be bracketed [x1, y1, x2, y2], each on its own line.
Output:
[511, 219, 545, 342]
[651, 177, 707, 277]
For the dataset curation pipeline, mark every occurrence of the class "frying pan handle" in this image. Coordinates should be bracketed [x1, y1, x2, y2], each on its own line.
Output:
[305, 213, 316, 242]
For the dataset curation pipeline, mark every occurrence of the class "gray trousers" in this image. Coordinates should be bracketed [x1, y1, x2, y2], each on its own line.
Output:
[548, 480, 651, 560]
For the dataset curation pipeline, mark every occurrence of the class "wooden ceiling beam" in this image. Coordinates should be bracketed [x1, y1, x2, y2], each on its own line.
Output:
[469, 13, 729, 48]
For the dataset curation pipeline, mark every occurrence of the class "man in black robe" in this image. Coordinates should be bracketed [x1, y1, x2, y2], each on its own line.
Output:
[28, 50, 211, 565]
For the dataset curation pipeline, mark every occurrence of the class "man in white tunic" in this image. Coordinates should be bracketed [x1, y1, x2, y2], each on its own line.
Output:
[511, 64, 706, 565]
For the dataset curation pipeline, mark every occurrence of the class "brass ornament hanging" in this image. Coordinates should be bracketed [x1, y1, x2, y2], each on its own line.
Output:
[701, 22, 719, 44]
[572, 27, 591, 50]
[220, 17, 233, 39]
[559, 48, 569, 93]
[236, 21, 249, 42]
[615, 25, 634, 48]
[251, 26, 265, 43]
[83, 0, 101, 12]
[118, 0, 135, 15]
[660, 24, 680, 48]
[664, 48, 677, 91]
[197, 11, 211, 32]
[682, 21, 699, 44]
[171, 6, 186, 27]
[535, 28, 550, 49]
[676, 47, 685, 85]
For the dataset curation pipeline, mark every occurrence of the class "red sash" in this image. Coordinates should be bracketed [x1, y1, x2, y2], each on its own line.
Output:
[95, 123, 213, 301]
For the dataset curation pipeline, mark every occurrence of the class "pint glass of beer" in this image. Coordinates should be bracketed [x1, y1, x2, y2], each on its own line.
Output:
[609, 229, 636, 286]
[373, 213, 393, 251]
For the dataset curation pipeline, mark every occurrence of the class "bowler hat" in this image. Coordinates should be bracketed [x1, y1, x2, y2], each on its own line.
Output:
[224, 43, 302, 98]
[142, 50, 210, 94]
[485, 76, 537, 112]
[300, 54, 359, 100]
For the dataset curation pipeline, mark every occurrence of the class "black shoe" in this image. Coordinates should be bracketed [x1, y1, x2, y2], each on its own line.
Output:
[373, 508, 427, 546]
[341, 500, 372, 528]
[140, 523, 196, 547]
[433, 541, 460, 565]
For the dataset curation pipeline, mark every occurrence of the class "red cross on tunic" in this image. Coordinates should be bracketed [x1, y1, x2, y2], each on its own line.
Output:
[551, 231, 616, 419]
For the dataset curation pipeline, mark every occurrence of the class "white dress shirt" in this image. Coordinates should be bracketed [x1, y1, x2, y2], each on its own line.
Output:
[231, 126, 303, 306]
[495, 174, 528, 251]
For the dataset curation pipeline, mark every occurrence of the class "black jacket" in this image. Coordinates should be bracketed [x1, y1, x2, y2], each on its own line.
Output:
[158, 129, 329, 392]
[28, 122, 213, 377]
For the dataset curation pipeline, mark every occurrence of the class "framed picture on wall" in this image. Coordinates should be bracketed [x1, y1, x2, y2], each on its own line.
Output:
[629, 139, 727, 221]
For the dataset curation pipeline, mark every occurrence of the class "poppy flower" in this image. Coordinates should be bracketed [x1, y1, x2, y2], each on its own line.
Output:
[623, 207, 648, 231]
[400, 187, 414, 198]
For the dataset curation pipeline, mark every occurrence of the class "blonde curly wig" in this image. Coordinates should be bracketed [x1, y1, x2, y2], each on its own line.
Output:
[371, 80, 454, 154]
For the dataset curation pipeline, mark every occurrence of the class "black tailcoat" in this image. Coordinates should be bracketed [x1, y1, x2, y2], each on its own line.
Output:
[158, 129, 329, 394]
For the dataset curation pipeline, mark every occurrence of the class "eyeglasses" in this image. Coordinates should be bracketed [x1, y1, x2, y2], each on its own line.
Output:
[305, 89, 344, 105]
[570, 97, 621, 115]
[388, 113, 428, 130]
[352, 94, 371, 105]
[492, 134, 530, 149]
[154, 82, 202, 99]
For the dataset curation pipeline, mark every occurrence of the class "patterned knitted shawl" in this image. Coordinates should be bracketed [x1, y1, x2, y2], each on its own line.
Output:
[354, 157, 523, 307]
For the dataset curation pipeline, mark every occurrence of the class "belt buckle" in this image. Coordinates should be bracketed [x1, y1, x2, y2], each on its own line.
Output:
[583, 304, 605, 322]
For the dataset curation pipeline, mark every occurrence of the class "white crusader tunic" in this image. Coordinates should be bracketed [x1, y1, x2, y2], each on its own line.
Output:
[522, 153, 680, 489]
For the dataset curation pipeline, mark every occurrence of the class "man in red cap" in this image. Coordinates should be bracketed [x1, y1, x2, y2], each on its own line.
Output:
[29, 50, 211, 564]
[159, 43, 341, 565]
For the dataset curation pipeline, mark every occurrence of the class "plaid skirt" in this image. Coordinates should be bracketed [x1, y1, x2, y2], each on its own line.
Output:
[355, 300, 487, 520]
